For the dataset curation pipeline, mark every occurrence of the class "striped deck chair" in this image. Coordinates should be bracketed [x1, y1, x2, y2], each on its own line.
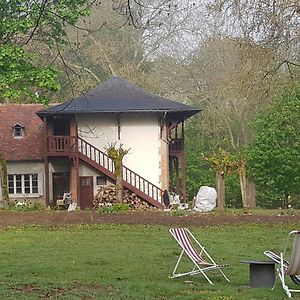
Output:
[169, 228, 230, 285]
[264, 231, 300, 298]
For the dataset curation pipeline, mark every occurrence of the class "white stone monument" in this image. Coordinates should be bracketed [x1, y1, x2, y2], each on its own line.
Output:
[194, 186, 217, 212]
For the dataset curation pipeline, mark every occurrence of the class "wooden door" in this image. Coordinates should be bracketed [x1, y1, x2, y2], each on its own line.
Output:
[80, 176, 93, 209]
[53, 173, 70, 206]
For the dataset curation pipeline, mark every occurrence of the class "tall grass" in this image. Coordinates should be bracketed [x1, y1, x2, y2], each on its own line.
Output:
[0, 223, 299, 299]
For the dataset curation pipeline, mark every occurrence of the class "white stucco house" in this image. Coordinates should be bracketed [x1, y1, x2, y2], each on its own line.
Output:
[0, 77, 200, 209]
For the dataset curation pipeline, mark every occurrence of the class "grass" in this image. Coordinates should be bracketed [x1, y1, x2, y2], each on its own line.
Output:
[0, 223, 300, 299]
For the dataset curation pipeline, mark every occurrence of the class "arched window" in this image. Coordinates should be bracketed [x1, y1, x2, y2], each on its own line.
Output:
[12, 123, 24, 138]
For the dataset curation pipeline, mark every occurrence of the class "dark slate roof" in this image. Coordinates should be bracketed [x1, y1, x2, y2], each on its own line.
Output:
[37, 77, 201, 120]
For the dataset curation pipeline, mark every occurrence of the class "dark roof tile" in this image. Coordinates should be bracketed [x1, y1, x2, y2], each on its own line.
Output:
[37, 77, 201, 119]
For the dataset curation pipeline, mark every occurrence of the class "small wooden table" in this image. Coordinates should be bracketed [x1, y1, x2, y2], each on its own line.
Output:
[241, 260, 276, 288]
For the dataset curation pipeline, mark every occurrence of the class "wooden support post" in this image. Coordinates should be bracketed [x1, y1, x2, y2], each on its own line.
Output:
[70, 155, 80, 206]
[45, 157, 49, 206]
[76, 155, 80, 206]
[160, 117, 169, 191]
[181, 122, 184, 147]
[181, 121, 186, 202]
[175, 157, 180, 193]
[181, 155, 187, 203]
[43, 117, 50, 206]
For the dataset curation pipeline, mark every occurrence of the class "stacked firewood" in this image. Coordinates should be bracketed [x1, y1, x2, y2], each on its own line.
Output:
[93, 185, 153, 210]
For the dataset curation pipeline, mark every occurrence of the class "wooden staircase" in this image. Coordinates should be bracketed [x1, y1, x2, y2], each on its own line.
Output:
[77, 137, 165, 209]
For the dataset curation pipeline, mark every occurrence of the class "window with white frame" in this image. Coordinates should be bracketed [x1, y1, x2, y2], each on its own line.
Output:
[12, 123, 24, 138]
[8, 174, 38, 195]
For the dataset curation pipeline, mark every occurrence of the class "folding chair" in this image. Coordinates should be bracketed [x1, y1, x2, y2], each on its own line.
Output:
[169, 228, 230, 285]
[264, 230, 300, 298]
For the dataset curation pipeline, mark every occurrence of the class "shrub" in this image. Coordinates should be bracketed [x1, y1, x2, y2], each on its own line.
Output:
[9, 200, 44, 211]
[97, 203, 130, 213]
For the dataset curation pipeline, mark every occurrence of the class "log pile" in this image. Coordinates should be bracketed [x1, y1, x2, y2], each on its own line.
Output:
[93, 185, 153, 210]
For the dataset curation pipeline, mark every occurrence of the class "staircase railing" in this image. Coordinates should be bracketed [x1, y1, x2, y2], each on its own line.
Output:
[77, 137, 163, 203]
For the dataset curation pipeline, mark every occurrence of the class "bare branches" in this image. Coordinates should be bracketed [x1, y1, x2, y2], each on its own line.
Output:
[89, 35, 116, 76]
[64, 61, 101, 83]
[112, 0, 143, 28]
[24, 0, 48, 45]
[262, 59, 300, 81]
[208, 0, 300, 59]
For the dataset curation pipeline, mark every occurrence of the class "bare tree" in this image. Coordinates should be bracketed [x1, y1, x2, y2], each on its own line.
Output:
[105, 143, 130, 204]
[207, 0, 300, 63]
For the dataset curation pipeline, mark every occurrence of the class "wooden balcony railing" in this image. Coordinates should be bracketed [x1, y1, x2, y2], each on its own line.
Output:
[47, 136, 77, 153]
[169, 138, 184, 152]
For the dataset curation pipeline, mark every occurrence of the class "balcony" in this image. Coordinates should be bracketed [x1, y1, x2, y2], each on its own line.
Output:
[47, 136, 77, 155]
[169, 138, 184, 154]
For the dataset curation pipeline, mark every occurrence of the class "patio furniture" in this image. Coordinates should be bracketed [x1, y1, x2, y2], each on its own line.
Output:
[264, 230, 300, 298]
[56, 192, 72, 209]
[169, 228, 230, 285]
[241, 260, 276, 288]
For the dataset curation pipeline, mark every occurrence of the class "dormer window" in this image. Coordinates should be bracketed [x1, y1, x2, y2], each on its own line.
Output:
[12, 123, 24, 138]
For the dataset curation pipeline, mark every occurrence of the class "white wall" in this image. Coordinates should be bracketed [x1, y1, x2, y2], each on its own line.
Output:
[78, 114, 118, 148]
[120, 114, 161, 186]
[77, 113, 162, 187]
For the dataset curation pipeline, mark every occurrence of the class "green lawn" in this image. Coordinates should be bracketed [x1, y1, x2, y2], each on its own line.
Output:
[0, 223, 299, 299]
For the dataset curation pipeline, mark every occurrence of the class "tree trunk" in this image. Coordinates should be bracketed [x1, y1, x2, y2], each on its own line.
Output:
[247, 180, 256, 208]
[0, 164, 2, 206]
[238, 160, 256, 210]
[239, 161, 256, 209]
[114, 160, 123, 204]
[0, 156, 9, 209]
[216, 170, 225, 211]
[106, 144, 129, 205]
[239, 170, 248, 209]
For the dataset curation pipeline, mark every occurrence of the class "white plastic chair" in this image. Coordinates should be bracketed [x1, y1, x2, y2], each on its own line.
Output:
[264, 230, 300, 298]
[169, 228, 230, 285]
